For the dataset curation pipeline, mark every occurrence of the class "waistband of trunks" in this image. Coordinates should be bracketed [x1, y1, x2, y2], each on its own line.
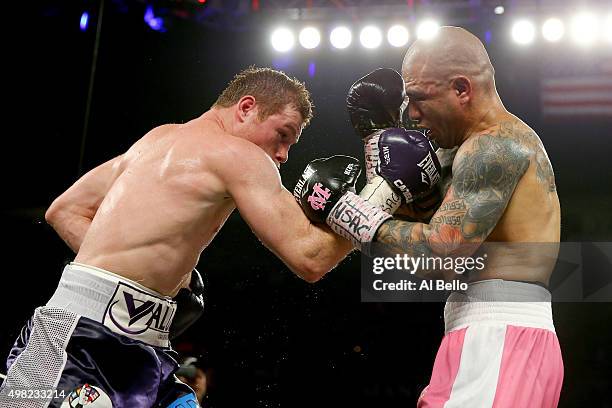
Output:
[444, 279, 555, 334]
[46, 262, 176, 348]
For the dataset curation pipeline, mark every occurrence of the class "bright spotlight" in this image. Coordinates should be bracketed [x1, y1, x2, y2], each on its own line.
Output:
[299, 27, 321, 49]
[542, 18, 564, 42]
[80, 12, 89, 31]
[511, 20, 536, 45]
[360, 26, 383, 49]
[416, 20, 440, 40]
[494, 6, 505, 15]
[570, 12, 599, 46]
[271, 28, 294, 52]
[388, 25, 409, 47]
[330, 26, 352, 49]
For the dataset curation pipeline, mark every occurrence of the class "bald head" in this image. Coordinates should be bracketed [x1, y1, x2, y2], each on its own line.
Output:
[402, 26, 495, 93]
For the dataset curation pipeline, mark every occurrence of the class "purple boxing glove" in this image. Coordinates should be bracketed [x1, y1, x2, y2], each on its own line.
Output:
[378, 128, 441, 203]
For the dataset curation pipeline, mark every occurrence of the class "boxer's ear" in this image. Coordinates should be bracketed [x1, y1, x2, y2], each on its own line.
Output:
[236, 95, 257, 122]
[450, 76, 472, 105]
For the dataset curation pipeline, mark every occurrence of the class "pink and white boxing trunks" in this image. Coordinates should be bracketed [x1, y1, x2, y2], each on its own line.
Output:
[418, 279, 563, 408]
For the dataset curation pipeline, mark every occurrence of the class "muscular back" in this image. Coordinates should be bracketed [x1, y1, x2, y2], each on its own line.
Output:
[75, 121, 236, 295]
[459, 116, 560, 242]
[488, 119, 560, 242]
[470, 116, 560, 283]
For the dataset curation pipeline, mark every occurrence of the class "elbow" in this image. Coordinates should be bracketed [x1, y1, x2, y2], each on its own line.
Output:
[45, 200, 62, 226]
[296, 259, 329, 283]
[301, 274, 324, 284]
[45, 197, 74, 227]
[301, 272, 323, 284]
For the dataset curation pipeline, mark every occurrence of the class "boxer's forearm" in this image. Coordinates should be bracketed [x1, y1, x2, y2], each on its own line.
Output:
[374, 219, 473, 280]
[374, 220, 442, 278]
[376, 220, 433, 257]
[43, 155, 124, 253]
[45, 209, 92, 253]
[289, 223, 354, 283]
[280, 223, 354, 283]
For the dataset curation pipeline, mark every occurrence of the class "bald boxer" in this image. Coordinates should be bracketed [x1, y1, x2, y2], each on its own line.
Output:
[374, 27, 563, 407]
[1, 67, 363, 408]
[292, 34, 561, 402]
[294, 28, 562, 407]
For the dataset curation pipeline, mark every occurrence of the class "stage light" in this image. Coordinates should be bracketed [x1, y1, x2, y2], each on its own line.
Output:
[299, 27, 321, 49]
[330, 26, 352, 49]
[511, 20, 535, 45]
[570, 12, 599, 46]
[360, 25, 382, 49]
[271, 28, 295, 52]
[416, 20, 440, 40]
[144, 6, 164, 32]
[80, 12, 89, 31]
[542, 18, 564, 42]
[494, 6, 505, 15]
[388, 25, 409, 47]
[308, 61, 316, 78]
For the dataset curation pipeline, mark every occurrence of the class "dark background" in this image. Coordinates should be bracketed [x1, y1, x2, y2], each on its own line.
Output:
[3, 1, 612, 407]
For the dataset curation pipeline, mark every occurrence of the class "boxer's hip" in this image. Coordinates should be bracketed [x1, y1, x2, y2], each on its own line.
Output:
[418, 280, 562, 407]
[444, 278, 555, 334]
[2, 306, 182, 407]
[46, 262, 177, 348]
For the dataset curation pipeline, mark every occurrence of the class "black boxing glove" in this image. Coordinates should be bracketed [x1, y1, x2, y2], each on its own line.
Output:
[293, 155, 392, 255]
[347, 68, 406, 139]
[378, 128, 441, 203]
[347, 68, 406, 183]
[169, 268, 205, 340]
[293, 155, 361, 223]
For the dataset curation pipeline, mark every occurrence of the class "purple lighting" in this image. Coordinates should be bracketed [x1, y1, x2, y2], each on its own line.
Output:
[79, 12, 89, 31]
[272, 55, 293, 70]
[308, 61, 316, 78]
[144, 6, 165, 32]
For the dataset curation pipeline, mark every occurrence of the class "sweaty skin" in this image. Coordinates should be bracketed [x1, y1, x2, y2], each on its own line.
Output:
[46, 101, 353, 296]
[376, 26, 560, 286]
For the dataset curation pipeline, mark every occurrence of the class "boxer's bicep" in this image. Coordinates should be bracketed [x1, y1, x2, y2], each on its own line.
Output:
[376, 135, 529, 256]
[223, 147, 352, 281]
[233, 163, 309, 247]
[47, 155, 124, 220]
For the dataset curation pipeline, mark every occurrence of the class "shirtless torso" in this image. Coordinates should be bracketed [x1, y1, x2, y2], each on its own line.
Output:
[468, 115, 560, 285]
[376, 114, 560, 285]
[47, 105, 354, 296]
[75, 119, 237, 295]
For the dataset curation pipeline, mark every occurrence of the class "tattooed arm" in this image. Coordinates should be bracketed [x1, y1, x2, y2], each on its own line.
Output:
[375, 133, 530, 273]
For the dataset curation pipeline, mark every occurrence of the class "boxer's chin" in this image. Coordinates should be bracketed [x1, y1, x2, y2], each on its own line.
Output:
[425, 129, 438, 144]
[430, 131, 454, 149]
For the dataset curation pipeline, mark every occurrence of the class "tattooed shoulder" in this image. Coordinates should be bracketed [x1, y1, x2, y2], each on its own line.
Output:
[450, 129, 530, 240]
[535, 150, 556, 192]
[498, 119, 556, 192]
